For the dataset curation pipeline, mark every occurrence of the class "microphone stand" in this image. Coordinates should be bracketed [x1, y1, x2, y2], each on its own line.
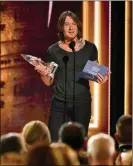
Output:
[72, 48, 76, 121]
[69, 41, 76, 122]
[63, 56, 69, 122]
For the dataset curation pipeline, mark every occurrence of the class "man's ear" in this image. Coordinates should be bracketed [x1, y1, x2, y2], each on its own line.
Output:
[114, 133, 119, 142]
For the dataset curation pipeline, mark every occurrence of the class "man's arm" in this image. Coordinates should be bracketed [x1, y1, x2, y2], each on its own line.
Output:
[35, 63, 54, 86]
[40, 74, 54, 86]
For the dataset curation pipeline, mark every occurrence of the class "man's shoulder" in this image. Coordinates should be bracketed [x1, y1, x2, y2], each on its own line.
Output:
[118, 144, 132, 152]
[48, 42, 58, 52]
[85, 40, 96, 47]
[84, 40, 97, 53]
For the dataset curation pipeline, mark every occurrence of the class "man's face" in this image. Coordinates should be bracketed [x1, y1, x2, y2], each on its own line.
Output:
[63, 16, 78, 41]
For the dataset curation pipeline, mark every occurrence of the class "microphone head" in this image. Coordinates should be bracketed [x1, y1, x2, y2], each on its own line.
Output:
[69, 41, 75, 50]
[63, 55, 69, 64]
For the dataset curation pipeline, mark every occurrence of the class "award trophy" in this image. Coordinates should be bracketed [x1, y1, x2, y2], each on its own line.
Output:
[21, 54, 58, 78]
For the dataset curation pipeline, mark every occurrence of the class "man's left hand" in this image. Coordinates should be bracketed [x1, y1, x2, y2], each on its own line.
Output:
[97, 72, 111, 84]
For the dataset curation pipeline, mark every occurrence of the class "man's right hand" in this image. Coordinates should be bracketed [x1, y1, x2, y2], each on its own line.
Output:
[34, 63, 54, 86]
[35, 63, 54, 77]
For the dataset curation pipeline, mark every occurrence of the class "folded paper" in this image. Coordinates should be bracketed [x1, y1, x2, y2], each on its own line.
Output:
[77, 60, 109, 82]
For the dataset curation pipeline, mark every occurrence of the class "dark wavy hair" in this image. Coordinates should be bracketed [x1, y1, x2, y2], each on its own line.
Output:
[57, 11, 82, 41]
[58, 122, 85, 150]
[116, 115, 132, 143]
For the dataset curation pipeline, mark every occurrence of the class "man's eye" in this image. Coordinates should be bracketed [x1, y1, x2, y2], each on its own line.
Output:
[64, 23, 69, 26]
[73, 23, 76, 25]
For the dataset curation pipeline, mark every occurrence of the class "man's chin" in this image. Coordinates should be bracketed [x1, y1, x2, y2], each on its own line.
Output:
[65, 35, 77, 41]
[69, 35, 77, 40]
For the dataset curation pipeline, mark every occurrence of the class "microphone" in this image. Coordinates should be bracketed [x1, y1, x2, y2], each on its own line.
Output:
[69, 41, 75, 51]
[63, 55, 69, 64]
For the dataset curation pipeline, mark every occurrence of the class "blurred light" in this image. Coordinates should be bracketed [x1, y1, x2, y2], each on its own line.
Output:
[90, 1, 100, 128]
[47, 1, 53, 28]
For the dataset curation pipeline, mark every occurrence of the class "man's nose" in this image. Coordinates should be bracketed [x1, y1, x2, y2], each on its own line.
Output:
[69, 24, 73, 29]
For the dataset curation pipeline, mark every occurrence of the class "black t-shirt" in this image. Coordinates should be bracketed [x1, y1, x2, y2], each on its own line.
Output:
[45, 40, 98, 103]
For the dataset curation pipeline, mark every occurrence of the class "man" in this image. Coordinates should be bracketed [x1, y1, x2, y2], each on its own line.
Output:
[58, 122, 88, 165]
[87, 133, 115, 165]
[114, 115, 132, 165]
[35, 11, 109, 141]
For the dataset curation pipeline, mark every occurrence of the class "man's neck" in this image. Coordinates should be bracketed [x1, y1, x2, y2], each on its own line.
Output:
[64, 37, 78, 45]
